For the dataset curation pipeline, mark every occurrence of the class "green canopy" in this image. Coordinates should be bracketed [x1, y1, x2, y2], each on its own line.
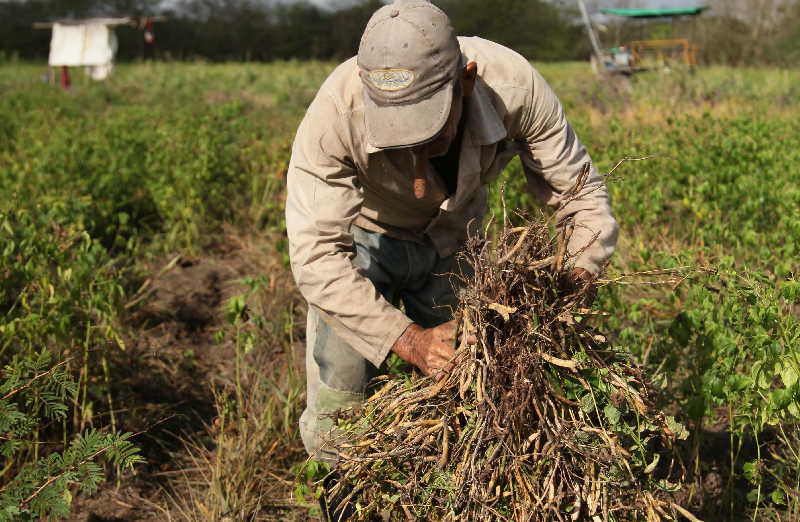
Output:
[600, 7, 709, 18]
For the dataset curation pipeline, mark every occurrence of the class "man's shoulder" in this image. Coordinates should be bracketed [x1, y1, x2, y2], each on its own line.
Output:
[316, 56, 364, 116]
[458, 36, 535, 91]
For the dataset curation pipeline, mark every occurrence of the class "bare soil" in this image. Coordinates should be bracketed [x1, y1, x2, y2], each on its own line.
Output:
[673, 407, 773, 521]
[69, 247, 270, 521]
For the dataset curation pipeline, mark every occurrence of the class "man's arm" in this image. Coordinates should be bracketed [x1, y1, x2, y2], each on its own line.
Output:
[286, 91, 414, 368]
[516, 67, 619, 276]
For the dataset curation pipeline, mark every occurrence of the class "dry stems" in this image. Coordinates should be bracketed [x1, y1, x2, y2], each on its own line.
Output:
[331, 172, 692, 521]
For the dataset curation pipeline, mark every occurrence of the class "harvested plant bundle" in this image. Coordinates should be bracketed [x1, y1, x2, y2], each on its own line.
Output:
[330, 178, 690, 521]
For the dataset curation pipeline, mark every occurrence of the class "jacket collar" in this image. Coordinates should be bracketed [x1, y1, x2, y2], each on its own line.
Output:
[463, 77, 507, 146]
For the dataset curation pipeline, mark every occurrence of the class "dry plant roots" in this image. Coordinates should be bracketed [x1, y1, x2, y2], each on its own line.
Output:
[329, 206, 691, 521]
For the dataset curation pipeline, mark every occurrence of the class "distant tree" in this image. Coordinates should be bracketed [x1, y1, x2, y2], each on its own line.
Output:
[270, 2, 330, 59]
[688, 0, 800, 65]
[767, 1, 800, 65]
[0, 0, 588, 63]
[327, 0, 385, 58]
[434, 0, 585, 61]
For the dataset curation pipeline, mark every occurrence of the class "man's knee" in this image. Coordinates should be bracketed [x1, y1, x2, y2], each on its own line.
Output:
[300, 381, 365, 465]
[304, 308, 376, 461]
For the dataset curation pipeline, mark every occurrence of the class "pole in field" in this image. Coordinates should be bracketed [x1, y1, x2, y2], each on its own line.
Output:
[60, 66, 71, 90]
[576, 0, 604, 67]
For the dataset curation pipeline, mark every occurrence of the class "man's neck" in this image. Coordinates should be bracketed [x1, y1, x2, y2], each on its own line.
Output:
[429, 105, 468, 196]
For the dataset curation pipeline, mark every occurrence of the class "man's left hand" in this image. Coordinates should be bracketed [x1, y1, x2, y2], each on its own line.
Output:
[569, 268, 597, 307]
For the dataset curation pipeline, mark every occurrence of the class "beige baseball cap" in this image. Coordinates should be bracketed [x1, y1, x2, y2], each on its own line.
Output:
[358, 0, 462, 149]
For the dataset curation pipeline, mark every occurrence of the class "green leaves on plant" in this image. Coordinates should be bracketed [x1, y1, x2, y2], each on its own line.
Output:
[0, 353, 142, 520]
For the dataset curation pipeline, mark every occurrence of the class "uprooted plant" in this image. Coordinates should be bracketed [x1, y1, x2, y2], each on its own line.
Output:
[325, 167, 696, 521]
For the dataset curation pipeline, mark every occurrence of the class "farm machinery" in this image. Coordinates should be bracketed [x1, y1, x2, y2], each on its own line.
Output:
[576, 1, 709, 76]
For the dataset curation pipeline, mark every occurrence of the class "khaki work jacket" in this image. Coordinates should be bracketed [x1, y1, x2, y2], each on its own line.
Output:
[286, 37, 619, 368]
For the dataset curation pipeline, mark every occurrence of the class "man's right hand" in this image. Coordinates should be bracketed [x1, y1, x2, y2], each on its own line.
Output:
[391, 320, 460, 378]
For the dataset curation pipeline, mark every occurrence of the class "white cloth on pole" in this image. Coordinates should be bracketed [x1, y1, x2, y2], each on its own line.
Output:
[86, 63, 114, 80]
[48, 23, 118, 71]
[49, 24, 86, 66]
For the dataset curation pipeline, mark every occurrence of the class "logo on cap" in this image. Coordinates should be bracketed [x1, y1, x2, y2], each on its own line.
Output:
[367, 69, 415, 91]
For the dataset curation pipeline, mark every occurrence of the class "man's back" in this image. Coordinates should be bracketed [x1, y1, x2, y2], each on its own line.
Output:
[289, 36, 616, 267]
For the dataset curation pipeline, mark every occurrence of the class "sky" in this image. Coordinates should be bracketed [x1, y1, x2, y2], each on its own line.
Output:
[149, 0, 709, 11]
[587, 0, 710, 10]
[306, 0, 709, 9]
[151, 0, 711, 13]
[621, 0, 706, 6]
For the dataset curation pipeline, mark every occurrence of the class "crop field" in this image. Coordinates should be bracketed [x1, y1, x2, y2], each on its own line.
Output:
[0, 60, 798, 521]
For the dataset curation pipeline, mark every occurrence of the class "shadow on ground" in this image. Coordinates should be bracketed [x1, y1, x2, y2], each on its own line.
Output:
[70, 253, 252, 521]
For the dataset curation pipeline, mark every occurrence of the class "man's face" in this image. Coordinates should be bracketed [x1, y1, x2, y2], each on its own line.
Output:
[416, 88, 465, 158]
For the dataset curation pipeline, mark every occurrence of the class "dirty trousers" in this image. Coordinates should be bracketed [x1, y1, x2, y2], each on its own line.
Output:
[299, 226, 464, 465]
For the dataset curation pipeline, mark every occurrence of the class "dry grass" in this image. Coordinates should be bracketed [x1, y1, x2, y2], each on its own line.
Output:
[161, 229, 312, 521]
[164, 355, 307, 522]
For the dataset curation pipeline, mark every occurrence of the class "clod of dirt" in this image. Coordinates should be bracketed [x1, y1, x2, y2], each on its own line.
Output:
[703, 471, 723, 497]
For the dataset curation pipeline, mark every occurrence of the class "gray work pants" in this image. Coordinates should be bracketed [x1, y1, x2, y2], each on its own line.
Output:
[299, 226, 464, 465]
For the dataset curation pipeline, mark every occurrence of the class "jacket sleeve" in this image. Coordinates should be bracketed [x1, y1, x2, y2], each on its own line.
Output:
[516, 67, 619, 275]
[285, 91, 413, 368]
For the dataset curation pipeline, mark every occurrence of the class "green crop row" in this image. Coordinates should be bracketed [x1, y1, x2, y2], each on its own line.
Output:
[1, 61, 798, 519]
[0, 62, 329, 518]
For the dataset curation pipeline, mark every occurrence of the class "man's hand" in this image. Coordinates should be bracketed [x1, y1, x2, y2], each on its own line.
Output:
[391, 320, 461, 378]
[569, 267, 597, 306]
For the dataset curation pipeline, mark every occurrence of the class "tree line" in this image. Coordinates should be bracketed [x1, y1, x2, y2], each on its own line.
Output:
[0, 0, 799, 65]
[0, 0, 586, 63]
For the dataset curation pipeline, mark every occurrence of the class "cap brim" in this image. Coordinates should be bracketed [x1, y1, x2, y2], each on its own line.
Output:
[363, 81, 454, 150]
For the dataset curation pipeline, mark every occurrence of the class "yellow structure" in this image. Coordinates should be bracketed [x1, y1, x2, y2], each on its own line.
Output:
[629, 39, 699, 68]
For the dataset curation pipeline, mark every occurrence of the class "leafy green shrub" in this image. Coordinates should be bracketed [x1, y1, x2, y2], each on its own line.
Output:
[0, 350, 142, 520]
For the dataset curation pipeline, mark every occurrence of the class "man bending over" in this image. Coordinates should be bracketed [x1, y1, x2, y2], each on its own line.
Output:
[285, 1, 618, 514]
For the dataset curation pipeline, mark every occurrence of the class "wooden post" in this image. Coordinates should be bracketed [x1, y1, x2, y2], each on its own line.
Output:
[683, 40, 689, 66]
[576, 0, 605, 71]
[60, 66, 71, 90]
